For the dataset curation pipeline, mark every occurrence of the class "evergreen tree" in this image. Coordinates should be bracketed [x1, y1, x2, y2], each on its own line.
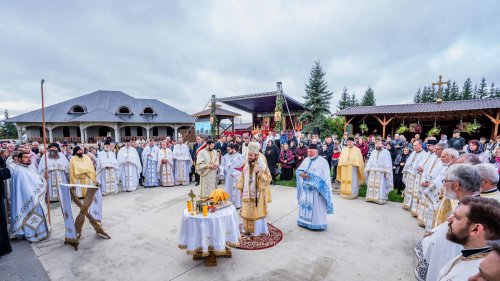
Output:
[472, 84, 479, 99]
[420, 86, 430, 103]
[428, 85, 437, 102]
[337, 87, 350, 111]
[477, 77, 487, 99]
[360, 87, 376, 106]
[489, 83, 496, 98]
[449, 81, 460, 101]
[299, 60, 333, 137]
[349, 93, 359, 107]
[0, 110, 17, 138]
[496, 87, 500, 98]
[442, 81, 451, 101]
[300, 60, 333, 122]
[413, 88, 422, 103]
[461, 77, 473, 100]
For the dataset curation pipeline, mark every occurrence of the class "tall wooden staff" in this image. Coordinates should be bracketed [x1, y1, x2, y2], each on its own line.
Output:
[41, 79, 51, 224]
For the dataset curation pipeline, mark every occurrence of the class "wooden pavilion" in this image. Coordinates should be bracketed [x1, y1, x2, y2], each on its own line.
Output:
[336, 97, 500, 140]
[191, 107, 241, 137]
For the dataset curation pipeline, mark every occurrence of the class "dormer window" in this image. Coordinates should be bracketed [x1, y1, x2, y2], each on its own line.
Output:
[116, 106, 133, 115]
[141, 107, 156, 114]
[69, 105, 86, 114]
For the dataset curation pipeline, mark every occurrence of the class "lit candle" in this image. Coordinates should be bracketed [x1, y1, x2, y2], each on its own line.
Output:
[187, 201, 193, 212]
[202, 205, 208, 217]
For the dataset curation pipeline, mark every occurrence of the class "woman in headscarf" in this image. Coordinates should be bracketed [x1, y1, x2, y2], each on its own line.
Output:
[279, 143, 295, 181]
[356, 136, 369, 160]
[295, 140, 308, 169]
[265, 140, 280, 185]
[466, 139, 489, 163]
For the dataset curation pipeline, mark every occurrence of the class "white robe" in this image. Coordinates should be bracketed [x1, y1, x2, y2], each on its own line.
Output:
[296, 156, 333, 230]
[10, 164, 50, 242]
[411, 152, 437, 216]
[117, 146, 142, 192]
[96, 150, 120, 195]
[142, 145, 159, 187]
[414, 219, 463, 281]
[222, 152, 244, 208]
[418, 159, 446, 229]
[438, 252, 486, 281]
[157, 148, 174, 187]
[38, 153, 69, 201]
[402, 150, 428, 211]
[173, 144, 192, 186]
[364, 149, 393, 204]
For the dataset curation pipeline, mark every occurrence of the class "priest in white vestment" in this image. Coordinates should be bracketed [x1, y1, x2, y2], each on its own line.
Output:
[157, 141, 174, 187]
[364, 140, 393, 204]
[402, 140, 427, 211]
[142, 139, 159, 187]
[96, 142, 120, 195]
[38, 143, 69, 202]
[196, 140, 219, 198]
[412, 140, 437, 217]
[417, 141, 445, 227]
[117, 141, 142, 192]
[437, 196, 500, 280]
[10, 151, 50, 242]
[222, 143, 244, 208]
[173, 137, 192, 186]
[476, 163, 500, 201]
[296, 143, 333, 230]
[414, 164, 481, 281]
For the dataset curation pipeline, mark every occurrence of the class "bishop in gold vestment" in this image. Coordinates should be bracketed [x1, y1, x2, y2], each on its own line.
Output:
[237, 142, 272, 236]
[337, 138, 365, 199]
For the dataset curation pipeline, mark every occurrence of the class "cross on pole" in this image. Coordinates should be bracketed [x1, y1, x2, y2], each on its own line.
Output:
[432, 75, 449, 103]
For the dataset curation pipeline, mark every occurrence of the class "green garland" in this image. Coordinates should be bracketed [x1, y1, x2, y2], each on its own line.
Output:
[464, 122, 481, 134]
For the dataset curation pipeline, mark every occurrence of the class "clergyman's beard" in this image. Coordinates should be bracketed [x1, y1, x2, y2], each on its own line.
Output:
[77, 153, 84, 158]
[444, 188, 458, 200]
[376, 146, 382, 150]
[446, 223, 470, 245]
[49, 150, 59, 158]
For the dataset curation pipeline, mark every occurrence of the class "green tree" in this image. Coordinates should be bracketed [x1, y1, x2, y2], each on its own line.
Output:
[442, 81, 451, 101]
[0, 110, 17, 139]
[461, 77, 473, 100]
[299, 60, 333, 123]
[489, 83, 496, 98]
[349, 93, 359, 107]
[449, 81, 460, 101]
[360, 87, 376, 106]
[413, 88, 422, 103]
[420, 86, 431, 103]
[337, 87, 350, 111]
[477, 77, 488, 99]
[428, 85, 437, 102]
[327, 116, 345, 137]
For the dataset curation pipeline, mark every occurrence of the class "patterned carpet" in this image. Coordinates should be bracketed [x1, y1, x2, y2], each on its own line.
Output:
[235, 223, 283, 250]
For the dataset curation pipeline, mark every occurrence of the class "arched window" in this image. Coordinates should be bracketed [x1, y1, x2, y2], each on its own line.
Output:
[70, 105, 86, 113]
[63, 126, 70, 137]
[76, 127, 81, 138]
[124, 127, 131, 136]
[137, 127, 143, 136]
[152, 127, 159, 136]
[98, 127, 111, 137]
[142, 107, 155, 114]
[117, 106, 132, 114]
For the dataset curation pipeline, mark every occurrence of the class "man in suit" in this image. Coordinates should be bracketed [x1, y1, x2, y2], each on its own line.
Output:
[215, 136, 228, 156]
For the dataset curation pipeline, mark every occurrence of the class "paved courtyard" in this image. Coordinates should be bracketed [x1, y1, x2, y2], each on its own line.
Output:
[27, 183, 422, 281]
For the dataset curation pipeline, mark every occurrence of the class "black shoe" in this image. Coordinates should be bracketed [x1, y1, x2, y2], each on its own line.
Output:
[195, 183, 199, 186]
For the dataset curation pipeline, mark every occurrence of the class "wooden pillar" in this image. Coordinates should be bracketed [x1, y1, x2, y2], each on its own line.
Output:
[344, 116, 356, 133]
[481, 110, 500, 139]
[372, 115, 395, 139]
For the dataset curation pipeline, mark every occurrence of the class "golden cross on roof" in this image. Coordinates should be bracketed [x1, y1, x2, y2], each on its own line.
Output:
[432, 75, 449, 103]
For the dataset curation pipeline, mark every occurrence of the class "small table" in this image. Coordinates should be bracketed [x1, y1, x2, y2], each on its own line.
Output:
[59, 184, 111, 250]
[178, 204, 240, 266]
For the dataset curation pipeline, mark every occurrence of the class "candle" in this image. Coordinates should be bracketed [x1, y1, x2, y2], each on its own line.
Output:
[187, 201, 193, 212]
[202, 205, 208, 216]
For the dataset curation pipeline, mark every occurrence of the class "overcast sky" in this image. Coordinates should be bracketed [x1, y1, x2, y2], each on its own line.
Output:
[1, 1, 499, 121]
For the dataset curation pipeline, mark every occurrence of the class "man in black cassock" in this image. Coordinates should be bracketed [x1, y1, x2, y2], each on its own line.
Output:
[0, 154, 12, 256]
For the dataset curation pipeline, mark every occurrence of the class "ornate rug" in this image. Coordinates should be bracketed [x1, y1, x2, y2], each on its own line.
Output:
[234, 223, 283, 250]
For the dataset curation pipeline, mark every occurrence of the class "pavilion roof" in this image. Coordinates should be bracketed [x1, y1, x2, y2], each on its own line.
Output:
[336, 97, 500, 116]
[191, 108, 241, 118]
[216, 91, 305, 114]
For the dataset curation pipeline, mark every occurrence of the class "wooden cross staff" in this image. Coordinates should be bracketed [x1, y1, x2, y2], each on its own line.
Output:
[432, 75, 449, 102]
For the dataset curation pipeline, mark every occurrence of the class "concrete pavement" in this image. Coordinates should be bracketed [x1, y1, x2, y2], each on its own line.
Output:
[29, 183, 423, 281]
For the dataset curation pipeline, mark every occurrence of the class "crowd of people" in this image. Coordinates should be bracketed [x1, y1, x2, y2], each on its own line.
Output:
[1, 127, 500, 280]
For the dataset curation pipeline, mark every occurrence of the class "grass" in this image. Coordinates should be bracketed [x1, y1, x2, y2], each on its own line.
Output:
[275, 176, 404, 203]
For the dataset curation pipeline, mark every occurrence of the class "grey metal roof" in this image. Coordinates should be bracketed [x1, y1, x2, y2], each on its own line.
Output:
[336, 97, 500, 116]
[216, 91, 305, 113]
[192, 108, 241, 118]
[4, 90, 195, 124]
